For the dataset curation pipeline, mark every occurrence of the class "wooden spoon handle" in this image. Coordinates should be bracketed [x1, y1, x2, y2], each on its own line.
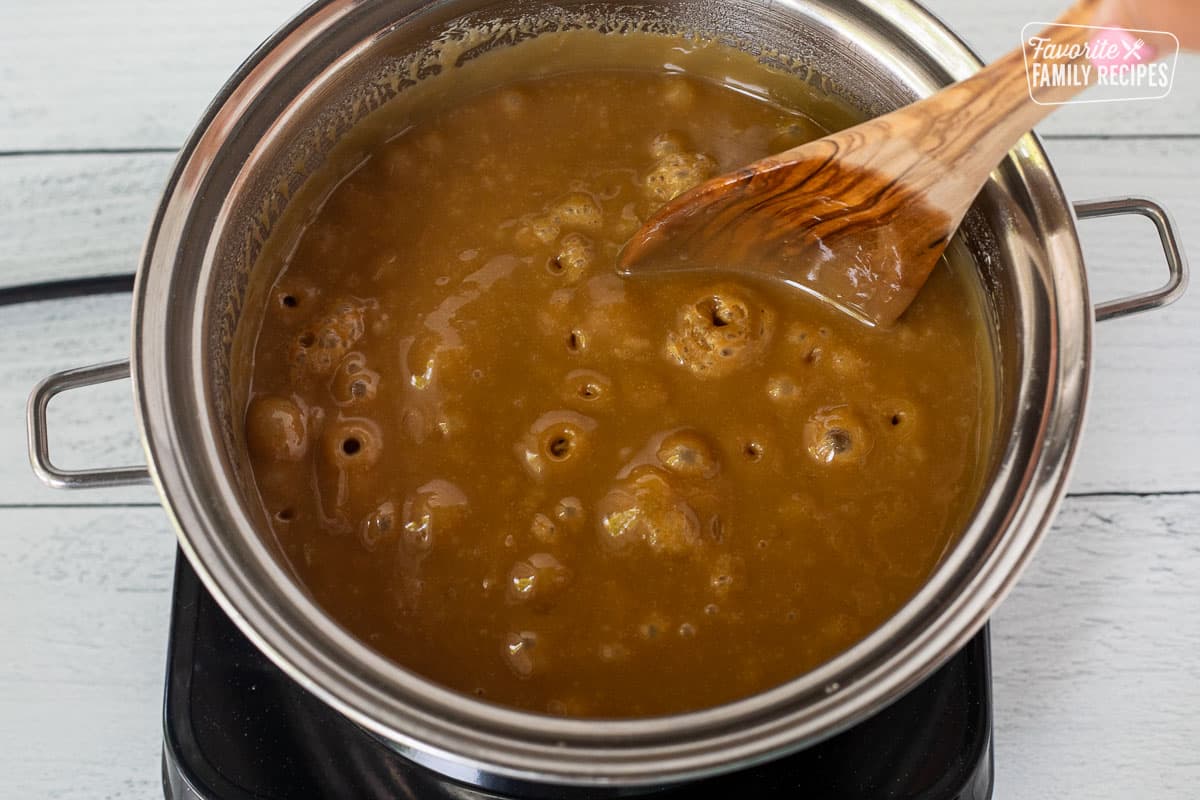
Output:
[888, 0, 1101, 217]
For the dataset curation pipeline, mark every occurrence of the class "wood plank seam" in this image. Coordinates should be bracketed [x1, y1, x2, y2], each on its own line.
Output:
[0, 147, 179, 158]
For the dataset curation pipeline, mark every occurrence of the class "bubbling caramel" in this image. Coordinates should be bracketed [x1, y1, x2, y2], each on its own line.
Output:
[241, 32, 993, 717]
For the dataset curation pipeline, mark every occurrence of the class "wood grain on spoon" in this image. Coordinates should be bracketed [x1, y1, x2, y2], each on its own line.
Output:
[618, 0, 1101, 326]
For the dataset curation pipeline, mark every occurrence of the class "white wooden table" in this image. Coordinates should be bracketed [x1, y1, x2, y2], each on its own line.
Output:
[1, 2, 1196, 797]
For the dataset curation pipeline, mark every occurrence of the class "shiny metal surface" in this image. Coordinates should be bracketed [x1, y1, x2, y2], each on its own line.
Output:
[26, 0, 1186, 790]
[27, 359, 152, 488]
[1075, 197, 1190, 322]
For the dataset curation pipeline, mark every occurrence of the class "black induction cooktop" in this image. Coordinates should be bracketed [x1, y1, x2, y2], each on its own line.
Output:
[162, 552, 993, 799]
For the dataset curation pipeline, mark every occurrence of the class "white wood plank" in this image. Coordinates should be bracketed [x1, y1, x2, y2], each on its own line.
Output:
[0, 507, 175, 800]
[0, 154, 174, 285]
[0, 0, 1196, 150]
[1041, 138, 1200, 493]
[2, 498, 1196, 798]
[0, 0, 299, 151]
[992, 494, 1200, 800]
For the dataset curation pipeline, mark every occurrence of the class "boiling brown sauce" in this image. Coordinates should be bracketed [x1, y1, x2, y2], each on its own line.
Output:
[241, 31, 993, 717]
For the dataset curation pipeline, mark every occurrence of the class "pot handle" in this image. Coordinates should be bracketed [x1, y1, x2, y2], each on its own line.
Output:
[27, 359, 152, 489]
[1075, 197, 1189, 322]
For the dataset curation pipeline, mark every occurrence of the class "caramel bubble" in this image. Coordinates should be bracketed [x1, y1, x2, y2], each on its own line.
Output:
[514, 411, 598, 480]
[665, 287, 775, 379]
[597, 468, 701, 555]
[803, 405, 874, 466]
[246, 395, 308, 462]
[401, 479, 469, 553]
[547, 233, 595, 283]
[553, 497, 586, 533]
[561, 369, 612, 409]
[329, 352, 380, 406]
[644, 151, 716, 203]
[503, 631, 542, 678]
[323, 418, 383, 471]
[359, 500, 398, 551]
[289, 298, 369, 376]
[549, 191, 603, 233]
[656, 429, 720, 480]
[507, 552, 571, 604]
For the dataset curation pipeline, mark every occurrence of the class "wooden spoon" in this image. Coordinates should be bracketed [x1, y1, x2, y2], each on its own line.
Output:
[618, 1, 1103, 326]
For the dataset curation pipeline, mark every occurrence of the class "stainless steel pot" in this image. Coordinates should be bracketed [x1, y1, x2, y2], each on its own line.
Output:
[26, 0, 1187, 791]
